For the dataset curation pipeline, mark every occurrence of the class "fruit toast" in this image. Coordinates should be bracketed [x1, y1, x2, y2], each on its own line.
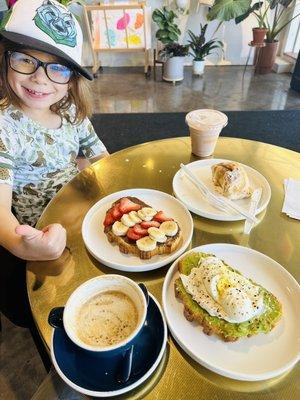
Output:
[103, 196, 182, 260]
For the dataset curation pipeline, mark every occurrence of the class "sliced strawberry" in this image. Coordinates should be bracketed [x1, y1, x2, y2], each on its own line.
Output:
[127, 227, 143, 241]
[119, 197, 142, 214]
[103, 211, 115, 227]
[111, 204, 122, 220]
[133, 224, 148, 236]
[141, 220, 161, 229]
[153, 211, 173, 223]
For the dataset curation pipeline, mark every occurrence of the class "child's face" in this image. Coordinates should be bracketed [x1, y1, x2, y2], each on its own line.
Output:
[7, 49, 69, 112]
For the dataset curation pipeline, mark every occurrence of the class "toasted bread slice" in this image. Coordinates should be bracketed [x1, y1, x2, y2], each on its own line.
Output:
[175, 252, 282, 342]
[106, 229, 182, 260]
[104, 196, 182, 260]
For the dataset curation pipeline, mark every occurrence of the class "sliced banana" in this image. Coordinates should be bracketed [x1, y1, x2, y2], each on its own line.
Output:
[137, 210, 151, 221]
[141, 207, 157, 218]
[121, 213, 136, 227]
[148, 227, 167, 243]
[159, 221, 178, 237]
[129, 211, 142, 224]
[136, 236, 157, 252]
[137, 207, 157, 221]
[112, 221, 129, 236]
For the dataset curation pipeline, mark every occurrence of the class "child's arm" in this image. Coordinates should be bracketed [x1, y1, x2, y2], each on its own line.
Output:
[0, 184, 66, 261]
[76, 157, 90, 171]
[90, 151, 109, 163]
[77, 117, 109, 171]
[76, 150, 109, 171]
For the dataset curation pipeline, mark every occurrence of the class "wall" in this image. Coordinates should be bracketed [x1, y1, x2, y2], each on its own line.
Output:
[75, 1, 257, 67]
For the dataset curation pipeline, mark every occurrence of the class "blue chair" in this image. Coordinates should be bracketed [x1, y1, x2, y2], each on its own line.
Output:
[291, 51, 300, 93]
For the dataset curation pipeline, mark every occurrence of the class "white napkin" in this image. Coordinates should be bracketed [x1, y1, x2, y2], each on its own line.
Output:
[282, 178, 300, 220]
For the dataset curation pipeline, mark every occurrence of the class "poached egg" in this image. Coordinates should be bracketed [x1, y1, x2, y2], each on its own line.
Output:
[180, 256, 264, 323]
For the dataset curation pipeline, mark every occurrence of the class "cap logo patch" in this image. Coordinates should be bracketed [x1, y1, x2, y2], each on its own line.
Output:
[34, 0, 77, 47]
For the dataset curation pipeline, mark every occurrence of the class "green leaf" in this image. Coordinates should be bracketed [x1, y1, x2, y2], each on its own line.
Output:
[201, 23, 208, 37]
[152, 14, 163, 23]
[188, 30, 197, 42]
[207, 0, 252, 22]
[152, 9, 166, 22]
[0, 8, 12, 30]
[235, 2, 262, 24]
[167, 25, 180, 34]
[168, 10, 178, 20]
[267, 0, 294, 9]
[156, 29, 169, 39]
[169, 32, 179, 41]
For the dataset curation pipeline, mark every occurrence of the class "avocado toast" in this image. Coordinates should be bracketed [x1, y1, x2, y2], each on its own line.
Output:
[175, 252, 282, 342]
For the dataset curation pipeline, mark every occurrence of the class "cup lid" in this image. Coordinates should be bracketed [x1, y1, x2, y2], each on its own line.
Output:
[185, 109, 228, 130]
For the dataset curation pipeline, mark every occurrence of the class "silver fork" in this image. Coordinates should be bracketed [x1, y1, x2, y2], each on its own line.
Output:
[180, 167, 232, 214]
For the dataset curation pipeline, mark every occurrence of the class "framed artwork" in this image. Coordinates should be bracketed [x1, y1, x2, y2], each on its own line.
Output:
[90, 5, 151, 50]
[83, 2, 151, 74]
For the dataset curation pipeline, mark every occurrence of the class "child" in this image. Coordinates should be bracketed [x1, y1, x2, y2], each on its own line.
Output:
[0, 0, 108, 262]
[0, 0, 108, 333]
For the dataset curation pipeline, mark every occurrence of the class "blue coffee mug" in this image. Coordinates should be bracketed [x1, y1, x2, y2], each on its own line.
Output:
[48, 275, 149, 383]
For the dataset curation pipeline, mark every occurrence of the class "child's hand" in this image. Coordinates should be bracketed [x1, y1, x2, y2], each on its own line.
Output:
[15, 223, 67, 261]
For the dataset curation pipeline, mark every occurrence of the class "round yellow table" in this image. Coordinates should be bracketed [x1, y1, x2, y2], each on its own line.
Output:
[27, 137, 300, 399]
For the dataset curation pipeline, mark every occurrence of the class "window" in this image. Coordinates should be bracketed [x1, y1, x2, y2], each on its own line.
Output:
[283, 4, 300, 59]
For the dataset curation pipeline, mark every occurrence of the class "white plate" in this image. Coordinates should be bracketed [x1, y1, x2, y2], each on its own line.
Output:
[172, 159, 271, 221]
[82, 189, 193, 272]
[162, 243, 300, 381]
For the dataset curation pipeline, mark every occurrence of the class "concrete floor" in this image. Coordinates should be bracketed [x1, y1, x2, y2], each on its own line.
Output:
[0, 315, 47, 400]
[91, 66, 300, 113]
[1, 66, 299, 400]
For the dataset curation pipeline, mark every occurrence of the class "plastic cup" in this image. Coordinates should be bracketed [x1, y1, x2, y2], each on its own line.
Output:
[185, 109, 228, 157]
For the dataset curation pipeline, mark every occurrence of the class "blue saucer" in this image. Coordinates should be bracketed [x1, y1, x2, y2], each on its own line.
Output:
[51, 294, 167, 397]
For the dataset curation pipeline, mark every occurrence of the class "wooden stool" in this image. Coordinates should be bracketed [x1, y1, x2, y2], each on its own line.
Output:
[153, 49, 164, 81]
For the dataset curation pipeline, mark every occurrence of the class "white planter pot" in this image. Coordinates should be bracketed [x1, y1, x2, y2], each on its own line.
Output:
[163, 57, 185, 82]
[193, 60, 205, 75]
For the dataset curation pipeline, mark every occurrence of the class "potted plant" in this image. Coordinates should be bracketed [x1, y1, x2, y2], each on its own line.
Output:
[152, 6, 188, 82]
[159, 42, 189, 81]
[207, 0, 300, 73]
[187, 23, 223, 75]
[237, 0, 300, 73]
[235, 2, 268, 44]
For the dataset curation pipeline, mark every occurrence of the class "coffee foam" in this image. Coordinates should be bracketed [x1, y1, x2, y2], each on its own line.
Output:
[186, 109, 228, 131]
[76, 290, 138, 348]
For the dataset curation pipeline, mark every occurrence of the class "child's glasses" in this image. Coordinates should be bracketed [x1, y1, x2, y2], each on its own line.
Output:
[6, 51, 74, 84]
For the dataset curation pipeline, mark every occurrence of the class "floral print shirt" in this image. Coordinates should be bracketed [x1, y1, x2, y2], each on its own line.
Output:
[0, 105, 107, 226]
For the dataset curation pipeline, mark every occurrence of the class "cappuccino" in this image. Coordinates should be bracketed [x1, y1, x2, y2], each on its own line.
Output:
[76, 290, 138, 348]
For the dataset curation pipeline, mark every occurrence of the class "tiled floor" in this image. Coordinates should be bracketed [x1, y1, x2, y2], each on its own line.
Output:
[1, 66, 299, 400]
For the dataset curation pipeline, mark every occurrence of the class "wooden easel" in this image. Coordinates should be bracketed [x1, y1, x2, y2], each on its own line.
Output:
[83, 1, 151, 77]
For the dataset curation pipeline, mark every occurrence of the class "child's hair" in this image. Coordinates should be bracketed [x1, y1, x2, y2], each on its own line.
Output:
[0, 38, 93, 124]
